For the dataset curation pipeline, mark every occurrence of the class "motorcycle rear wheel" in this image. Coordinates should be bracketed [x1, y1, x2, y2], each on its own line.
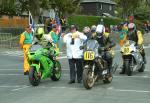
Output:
[29, 67, 40, 86]
[125, 61, 132, 76]
[83, 68, 95, 90]
[103, 74, 113, 84]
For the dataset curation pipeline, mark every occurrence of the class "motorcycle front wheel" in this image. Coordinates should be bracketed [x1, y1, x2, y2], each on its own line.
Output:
[51, 61, 61, 81]
[83, 68, 95, 90]
[138, 64, 145, 72]
[29, 67, 40, 86]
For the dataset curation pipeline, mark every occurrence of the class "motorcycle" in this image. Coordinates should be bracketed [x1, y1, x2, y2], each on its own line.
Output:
[28, 44, 61, 86]
[121, 40, 145, 76]
[81, 39, 117, 90]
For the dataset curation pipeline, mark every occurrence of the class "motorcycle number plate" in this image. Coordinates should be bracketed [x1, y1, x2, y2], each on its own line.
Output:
[84, 51, 95, 60]
[102, 70, 107, 75]
[124, 47, 130, 54]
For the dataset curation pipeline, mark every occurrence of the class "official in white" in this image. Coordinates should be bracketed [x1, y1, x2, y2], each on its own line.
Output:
[63, 25, 87, 84]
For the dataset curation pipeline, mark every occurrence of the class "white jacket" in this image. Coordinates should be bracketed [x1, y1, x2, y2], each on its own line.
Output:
[63, 31, 87, 59]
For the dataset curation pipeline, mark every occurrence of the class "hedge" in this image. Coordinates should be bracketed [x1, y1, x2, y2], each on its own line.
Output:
[67, 15, 143, 32]
[68, 15, 122, 31]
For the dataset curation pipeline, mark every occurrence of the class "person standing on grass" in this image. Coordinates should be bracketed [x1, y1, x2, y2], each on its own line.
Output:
[19, 26, 33, 75]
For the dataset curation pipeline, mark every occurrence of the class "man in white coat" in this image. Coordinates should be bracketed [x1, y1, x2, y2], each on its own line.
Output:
[63, 25, 87, 84]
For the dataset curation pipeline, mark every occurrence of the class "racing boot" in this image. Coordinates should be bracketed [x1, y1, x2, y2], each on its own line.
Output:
[120, 64, 125, 74]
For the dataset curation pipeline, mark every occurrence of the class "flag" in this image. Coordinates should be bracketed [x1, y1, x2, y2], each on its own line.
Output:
[29, 11, 35, 32]
[55, 16, 61, 34]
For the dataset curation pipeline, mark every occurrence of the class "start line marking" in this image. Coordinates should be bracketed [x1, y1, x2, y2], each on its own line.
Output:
[1, 45, 150, 58]
[108, 87, 150, 93]
[0, 85, 149, 93]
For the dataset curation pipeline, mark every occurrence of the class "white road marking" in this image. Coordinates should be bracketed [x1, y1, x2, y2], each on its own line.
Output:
[50, 86, 80, 90]
[11, 85, 30, 91]
[0, 85, 22, 88]
[0, 63, 23, 67]
[0, 68, 69, 71]
[0, 74, 23, 76]
[62, 74, 150, 78]
[108, 87, 150, 93]
[0, 69, 23, 71]
[114, 75, 150, 78]
[1, 45, 150, 58]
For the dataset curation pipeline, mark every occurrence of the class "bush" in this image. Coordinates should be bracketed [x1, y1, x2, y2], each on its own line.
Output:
[68, 15, 144, 33]
[68, 15, 122, 31]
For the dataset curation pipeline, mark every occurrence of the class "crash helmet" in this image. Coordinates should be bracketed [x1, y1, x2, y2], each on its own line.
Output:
[128, 23, 136, 32]
[35, 27, 44, 40]
[91, 25, 97, 33]
[83, 26, 90, 34]
[96, 24, 105, 35]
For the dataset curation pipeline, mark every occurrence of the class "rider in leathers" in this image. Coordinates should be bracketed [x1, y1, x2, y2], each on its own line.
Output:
[32, 27, 58, 79]
[120, 23, 146, 74]
[95, 25, 116, 74]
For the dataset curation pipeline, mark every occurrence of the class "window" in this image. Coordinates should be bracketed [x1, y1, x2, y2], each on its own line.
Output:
[109, 5, 112, 11]
[98, 3, 103, 10]
[100, 4, 103, 10]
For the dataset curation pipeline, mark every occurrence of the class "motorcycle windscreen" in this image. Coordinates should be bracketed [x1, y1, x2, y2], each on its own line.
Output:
[86, 40, 99, 57]
[30, 44, 43, 52]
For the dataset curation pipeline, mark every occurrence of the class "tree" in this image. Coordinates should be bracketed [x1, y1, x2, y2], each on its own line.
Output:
[113, 0, 150, 19]
[113, 0, 142, 18]
[0, 0, 81, 23]
[49, 0, 81, 17]
[0, 0, 20, 16]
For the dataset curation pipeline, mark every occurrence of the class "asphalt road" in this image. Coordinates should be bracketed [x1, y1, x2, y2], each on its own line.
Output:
[0, 47, 150, 103]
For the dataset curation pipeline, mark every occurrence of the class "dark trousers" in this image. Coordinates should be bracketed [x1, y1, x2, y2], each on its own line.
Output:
[102, 52, 113, 71]
[68, 58, 83, 82]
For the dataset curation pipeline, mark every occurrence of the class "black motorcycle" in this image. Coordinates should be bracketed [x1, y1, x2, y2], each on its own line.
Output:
[81, 39, 117, 90]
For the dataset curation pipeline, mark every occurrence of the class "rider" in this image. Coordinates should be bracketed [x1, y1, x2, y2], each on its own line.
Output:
[91, 25, 97, 38]
[83, 26, 91, 39]
[120, 23, 146, 74]
[32, 27, 58, 79]
[95, 24, 116, 74]
[128, 23, 146, 63]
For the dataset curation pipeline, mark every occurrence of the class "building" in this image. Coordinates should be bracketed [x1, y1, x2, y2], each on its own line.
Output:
[80, 0, 116, 16]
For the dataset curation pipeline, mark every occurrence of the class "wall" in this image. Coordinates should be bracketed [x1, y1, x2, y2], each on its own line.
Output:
[0, 15, 28, 27]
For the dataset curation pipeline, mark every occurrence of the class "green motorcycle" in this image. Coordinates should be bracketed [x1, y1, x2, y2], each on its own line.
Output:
[28, 44, 61, 86]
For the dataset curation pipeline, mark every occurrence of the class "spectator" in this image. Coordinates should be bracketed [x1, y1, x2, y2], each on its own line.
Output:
[19, 26, 33, 75]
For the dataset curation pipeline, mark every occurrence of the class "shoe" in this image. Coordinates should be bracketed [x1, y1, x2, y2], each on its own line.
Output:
[24, 71, 29, 75]
[119, 66, 125, 74]
[68, 80, 75, 84]
[143, 57, 147, 64]
[119, 71, 125, 74]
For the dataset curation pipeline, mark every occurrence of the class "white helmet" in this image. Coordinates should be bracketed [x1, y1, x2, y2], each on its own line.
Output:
[96, 24, 105, 33]
[128, 23, 136, 30]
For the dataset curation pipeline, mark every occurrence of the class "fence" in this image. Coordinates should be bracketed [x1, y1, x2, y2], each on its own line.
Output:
[0, 27, 24, 49]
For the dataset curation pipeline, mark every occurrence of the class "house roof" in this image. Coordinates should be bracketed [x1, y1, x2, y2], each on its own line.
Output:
[81, 0, 116, 5]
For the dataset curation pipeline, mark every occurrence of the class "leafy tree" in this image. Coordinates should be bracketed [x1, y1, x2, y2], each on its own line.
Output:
[113, 0, 150, 19]
[0, 0, 81, 23]
[0, 0, 19, 16]
[49, 0, 81, 17]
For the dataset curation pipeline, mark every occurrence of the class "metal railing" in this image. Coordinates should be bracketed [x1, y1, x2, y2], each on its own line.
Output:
[0, 33, 20, 49]
[0, 27, 24, 49]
